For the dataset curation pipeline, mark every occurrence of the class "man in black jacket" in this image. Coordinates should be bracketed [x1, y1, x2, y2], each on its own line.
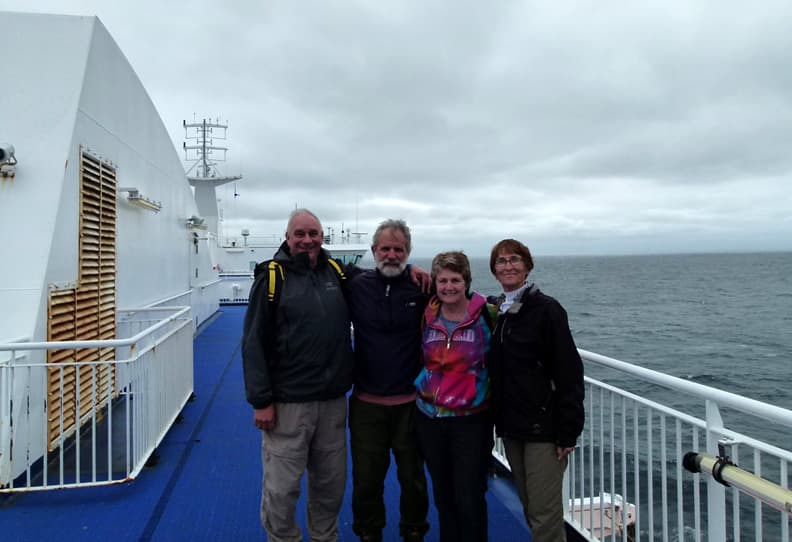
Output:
[346, 219, 429, 542]
[242, 208, 354, 542]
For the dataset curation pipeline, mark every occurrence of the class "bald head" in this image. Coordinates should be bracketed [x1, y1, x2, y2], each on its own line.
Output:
[285, 208, 323, 267]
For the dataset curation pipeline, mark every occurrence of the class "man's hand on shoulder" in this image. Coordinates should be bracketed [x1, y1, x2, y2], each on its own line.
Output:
[343, 262, 364, 280]
[254, 405, 276, 431]
[409, 264, 432, 294]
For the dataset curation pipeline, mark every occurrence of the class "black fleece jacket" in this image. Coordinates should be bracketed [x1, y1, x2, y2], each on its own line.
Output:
[346, 268, 428, 396]
[488, 287, 585, 447]
[242, 242, 354, 409]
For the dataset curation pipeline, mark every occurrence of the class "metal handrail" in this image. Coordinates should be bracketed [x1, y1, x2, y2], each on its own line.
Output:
[0, 306, 194, 492]
[195, 279, 221, 289]
[558, 350, 792, 541]
[585, 375, 792, 461]
[579, 348, 792, 428]
[144, 290, 193, 306]
[0, 306, 190, 352]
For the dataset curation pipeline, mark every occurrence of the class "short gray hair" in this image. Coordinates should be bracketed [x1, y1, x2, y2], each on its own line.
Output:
[431, 251, 472, 292]
[286, 208, 322, 233]
[371, 219, 412, 253]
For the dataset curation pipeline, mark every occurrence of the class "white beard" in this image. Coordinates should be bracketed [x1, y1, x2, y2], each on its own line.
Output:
[377, 261, 406, 278]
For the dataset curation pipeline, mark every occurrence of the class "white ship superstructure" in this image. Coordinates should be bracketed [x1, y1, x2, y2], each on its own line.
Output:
[0, 11, 219, 489]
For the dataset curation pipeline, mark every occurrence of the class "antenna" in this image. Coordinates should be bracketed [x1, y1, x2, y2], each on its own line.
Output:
[355, 193, 359, 233]
[183, 118, 239, 179]
[182, 118, 242, 237]
[350, 192, 366, 243]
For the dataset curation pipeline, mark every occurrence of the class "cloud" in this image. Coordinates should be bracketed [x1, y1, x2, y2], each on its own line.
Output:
[5, 0, 792, 256]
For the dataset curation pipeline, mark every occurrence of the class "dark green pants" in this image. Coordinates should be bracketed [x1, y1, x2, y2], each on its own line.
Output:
[349, 396, 429, 540]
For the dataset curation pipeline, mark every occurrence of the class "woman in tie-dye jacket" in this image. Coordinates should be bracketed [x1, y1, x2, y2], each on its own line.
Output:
[414, 251, 497, 542]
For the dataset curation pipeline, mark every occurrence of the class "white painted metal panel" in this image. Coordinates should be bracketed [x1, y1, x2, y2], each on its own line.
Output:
[0, 11, 218, 330]
[0, 10, 217, 488]
[0, 13, 93, 342]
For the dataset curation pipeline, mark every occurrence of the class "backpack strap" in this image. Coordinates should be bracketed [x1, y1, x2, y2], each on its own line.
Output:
[266, 260, 285, 304]
[265, 258, 345, 307]
[260, 258, 343, 359]
[327, 258, 346, 281]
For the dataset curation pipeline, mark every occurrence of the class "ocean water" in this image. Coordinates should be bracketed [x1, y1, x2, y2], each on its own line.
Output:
[412, 251, 792, 445]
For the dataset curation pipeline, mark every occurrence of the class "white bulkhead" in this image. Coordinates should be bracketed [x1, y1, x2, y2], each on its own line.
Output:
[0, 11, 218, 484]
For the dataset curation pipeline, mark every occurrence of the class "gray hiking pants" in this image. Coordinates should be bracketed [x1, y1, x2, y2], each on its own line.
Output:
[260, 397, 348, 542]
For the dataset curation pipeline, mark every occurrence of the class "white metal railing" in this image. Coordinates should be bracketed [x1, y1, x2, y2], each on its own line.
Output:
[218, 273, 255, 305]
[0, 306, 193, 492]
[146, 289, 193, 307]
[194, 279, 222, 291]
[222, 234, 281, 247]
[492, 349, 792, 541]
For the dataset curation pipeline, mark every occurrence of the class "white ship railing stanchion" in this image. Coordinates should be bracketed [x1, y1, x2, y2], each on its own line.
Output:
[705, 400, 727, 541]
[783, 455, 790, 541]
[0, 348, 15, 486]
[675, 418, 684, 542]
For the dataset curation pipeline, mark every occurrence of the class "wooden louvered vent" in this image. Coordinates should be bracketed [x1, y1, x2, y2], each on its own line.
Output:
[46, 152, 118, 451]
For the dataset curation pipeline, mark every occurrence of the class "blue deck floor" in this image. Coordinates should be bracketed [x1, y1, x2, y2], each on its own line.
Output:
[0, 306, 531, 541]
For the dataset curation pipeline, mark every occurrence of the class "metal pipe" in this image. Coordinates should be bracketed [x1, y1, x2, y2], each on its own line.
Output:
[683, 452, 792, 513]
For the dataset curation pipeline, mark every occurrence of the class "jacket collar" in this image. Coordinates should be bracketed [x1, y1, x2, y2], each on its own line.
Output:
[374, 266, 409, 282]
[424, 291, 488, 326]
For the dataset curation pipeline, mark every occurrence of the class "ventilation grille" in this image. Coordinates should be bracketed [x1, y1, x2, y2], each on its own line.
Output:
[46, 152, 118, 451]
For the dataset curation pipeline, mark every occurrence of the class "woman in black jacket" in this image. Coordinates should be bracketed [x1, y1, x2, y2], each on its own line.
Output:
[487, 239, 585, 542]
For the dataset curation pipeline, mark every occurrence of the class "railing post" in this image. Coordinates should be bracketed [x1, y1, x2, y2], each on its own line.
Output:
[705, 400, 726, 540]
[0, 355, 10, 486]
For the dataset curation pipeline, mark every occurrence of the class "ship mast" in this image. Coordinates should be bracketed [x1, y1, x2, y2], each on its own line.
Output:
[183, 118, 242, 237]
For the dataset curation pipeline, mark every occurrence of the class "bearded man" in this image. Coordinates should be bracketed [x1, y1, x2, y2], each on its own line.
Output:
[346, 219, 430, 542]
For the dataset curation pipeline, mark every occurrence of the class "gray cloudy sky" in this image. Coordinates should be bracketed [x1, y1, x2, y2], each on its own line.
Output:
[8, 1, 792, 256]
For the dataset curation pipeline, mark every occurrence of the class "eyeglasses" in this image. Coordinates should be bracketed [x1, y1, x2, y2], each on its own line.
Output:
[494, 255, 523, 267]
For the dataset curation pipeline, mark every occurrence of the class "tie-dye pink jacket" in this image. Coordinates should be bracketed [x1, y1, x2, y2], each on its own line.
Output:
[415, 292, 494, 417]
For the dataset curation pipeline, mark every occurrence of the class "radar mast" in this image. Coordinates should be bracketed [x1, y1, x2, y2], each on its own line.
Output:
[183, 117, 242, 237]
